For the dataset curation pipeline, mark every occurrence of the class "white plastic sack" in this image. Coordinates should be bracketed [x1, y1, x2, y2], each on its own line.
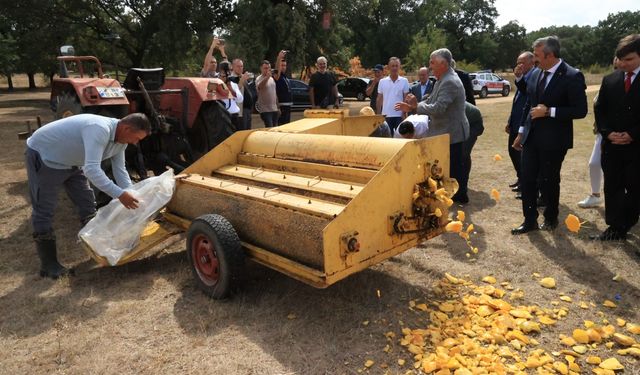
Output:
[79, 169, 176, 266]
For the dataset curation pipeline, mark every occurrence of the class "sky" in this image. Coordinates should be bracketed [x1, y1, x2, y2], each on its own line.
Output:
[494, 0, 639, 31]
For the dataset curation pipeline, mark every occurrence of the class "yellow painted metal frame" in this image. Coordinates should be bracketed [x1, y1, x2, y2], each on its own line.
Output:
[87, 109, 453, 290]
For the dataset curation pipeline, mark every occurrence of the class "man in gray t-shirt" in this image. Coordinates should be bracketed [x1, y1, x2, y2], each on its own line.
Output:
[25, 113, 151, 278]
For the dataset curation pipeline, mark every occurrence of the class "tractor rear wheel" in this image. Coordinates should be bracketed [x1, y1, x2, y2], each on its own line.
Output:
[189, 101, 235, 157]
[186, 214, 244, 299]
[55, 93, 83, 119]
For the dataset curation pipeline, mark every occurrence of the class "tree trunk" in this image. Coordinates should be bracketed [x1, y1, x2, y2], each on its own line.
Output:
[28, 72, 36, 89]
[6, 75, 14, 91]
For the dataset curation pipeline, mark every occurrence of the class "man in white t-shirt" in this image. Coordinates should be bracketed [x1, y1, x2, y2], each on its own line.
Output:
[376, 57, 409, 132]
[393, 114, 429, 139]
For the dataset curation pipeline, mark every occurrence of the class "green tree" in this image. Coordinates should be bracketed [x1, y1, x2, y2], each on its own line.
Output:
[527, 25, 597, 69]
[592, 11, 640, 65]
[437, 0, 498, 58]
[404, 28, 447, 71]
[335, 0, 422, 68]
[494, 21, 528, 70]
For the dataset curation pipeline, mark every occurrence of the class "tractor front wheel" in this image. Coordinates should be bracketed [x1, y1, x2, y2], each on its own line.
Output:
[186, 214, 244, 299]
[189, 101, 235, 157]
[55, 93, 83, 119]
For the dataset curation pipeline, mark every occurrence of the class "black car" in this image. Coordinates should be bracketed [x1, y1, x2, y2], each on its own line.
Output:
[336, 77, 370, 101]
[247, 78, 343, 111]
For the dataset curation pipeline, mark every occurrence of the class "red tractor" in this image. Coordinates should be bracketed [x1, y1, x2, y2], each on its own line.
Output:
[50, 50, 234, 179]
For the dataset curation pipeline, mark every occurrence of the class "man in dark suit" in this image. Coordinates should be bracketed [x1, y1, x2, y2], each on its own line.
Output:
[410, 67, 434, 102]
[511, 36, 588, 234]
[506, 52, 535, 193]
[452, 59, 476, 105]
[408, 67, 434, 115]
[592, 34, 640, 241]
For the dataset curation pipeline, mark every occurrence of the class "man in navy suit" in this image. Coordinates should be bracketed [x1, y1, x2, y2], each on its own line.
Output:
[410, 67, 433, 102]
[511, 36, 588, 234]
[592, 34, 640, 241]
[506, 52, 535, 193]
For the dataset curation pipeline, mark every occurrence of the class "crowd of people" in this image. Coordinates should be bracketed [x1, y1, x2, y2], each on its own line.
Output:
[23, 34, 639, 279]
[200, 38, 343, 129]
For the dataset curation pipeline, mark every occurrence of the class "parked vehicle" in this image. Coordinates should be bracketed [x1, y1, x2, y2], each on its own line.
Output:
[469, 72, 511, 98]
[336, 77, 370, 101]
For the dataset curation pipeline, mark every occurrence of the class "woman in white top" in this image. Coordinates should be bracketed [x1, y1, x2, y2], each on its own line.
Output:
[219, 61, 243, 130]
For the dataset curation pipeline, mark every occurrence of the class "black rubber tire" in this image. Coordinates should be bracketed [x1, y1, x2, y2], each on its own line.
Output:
[55, 93, 83, 119]
[501, 86, 510, 97]
[356, 92, 366, 101]
[189, 101, 235, 156]
[186, 214, 244, 299]
[479, 87, 488, 99]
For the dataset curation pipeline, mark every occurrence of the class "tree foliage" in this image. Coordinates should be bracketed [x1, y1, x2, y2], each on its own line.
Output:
[0, 0, 638, 89]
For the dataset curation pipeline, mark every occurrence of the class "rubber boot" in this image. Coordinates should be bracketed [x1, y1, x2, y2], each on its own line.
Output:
[34, 233, 71, 279]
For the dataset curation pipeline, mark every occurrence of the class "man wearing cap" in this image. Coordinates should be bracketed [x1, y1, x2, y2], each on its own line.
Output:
[366, 64, 384, 113]
[376, 57, 410, 131]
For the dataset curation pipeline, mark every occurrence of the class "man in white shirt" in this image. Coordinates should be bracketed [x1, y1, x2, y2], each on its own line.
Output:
[26, 113, 151, 278]
[376, 57, 409, 132]
[393, 115, 429, 139]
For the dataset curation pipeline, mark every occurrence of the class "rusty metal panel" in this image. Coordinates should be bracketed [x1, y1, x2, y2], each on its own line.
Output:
[168, 183, 330, 269]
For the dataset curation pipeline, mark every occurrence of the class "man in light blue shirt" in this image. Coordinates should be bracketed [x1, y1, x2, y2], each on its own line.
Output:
[26, 113, 151, 278]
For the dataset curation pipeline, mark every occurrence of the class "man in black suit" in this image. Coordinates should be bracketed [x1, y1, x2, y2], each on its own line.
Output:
[410, 67, 434, 102]
[506, 52, 535, 194]
[592, 34, 640, 241]
[452, 59, 476, 105]
[511, 36, 588, 235]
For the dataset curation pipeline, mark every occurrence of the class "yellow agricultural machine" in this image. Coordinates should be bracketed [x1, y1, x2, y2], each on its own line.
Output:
[84, 110, 457, 298]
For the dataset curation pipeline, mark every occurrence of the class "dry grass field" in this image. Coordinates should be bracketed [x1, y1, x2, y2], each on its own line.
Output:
[0, 77, 639, 374]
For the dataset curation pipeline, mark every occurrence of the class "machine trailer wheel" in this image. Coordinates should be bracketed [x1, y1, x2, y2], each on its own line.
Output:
[55, 93, 83, 119]
[186, 214, 244, 299]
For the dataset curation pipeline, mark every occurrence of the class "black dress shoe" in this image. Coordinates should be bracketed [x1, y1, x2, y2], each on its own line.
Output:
[453, 193, 469, 204]
[515, 192, 522, 200]
[511, 222, 539, 235]
[589, 228, 627, 241]
[511, 185, 521, 192]
[540, 219, 558, 231]
[509, 181, 519, 188]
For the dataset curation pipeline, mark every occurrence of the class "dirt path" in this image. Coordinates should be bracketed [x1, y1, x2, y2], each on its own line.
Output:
[0, 88, 638, 374]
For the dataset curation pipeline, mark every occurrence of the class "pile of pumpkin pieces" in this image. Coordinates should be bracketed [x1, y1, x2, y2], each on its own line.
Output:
[372, 273, 640, 374]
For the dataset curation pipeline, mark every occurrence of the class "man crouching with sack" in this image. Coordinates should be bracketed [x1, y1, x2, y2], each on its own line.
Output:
[25, 113, 151, 278]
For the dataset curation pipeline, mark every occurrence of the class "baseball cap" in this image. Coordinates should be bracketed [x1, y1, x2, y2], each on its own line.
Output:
[373, 64, 384, 71]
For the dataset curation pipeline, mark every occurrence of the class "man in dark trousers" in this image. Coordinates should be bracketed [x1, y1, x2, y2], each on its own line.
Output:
[452, 59, 476, 105]
[592, 34, 640, 241]
[506, 51, 535, 194]
[511, 36, 588, 235]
